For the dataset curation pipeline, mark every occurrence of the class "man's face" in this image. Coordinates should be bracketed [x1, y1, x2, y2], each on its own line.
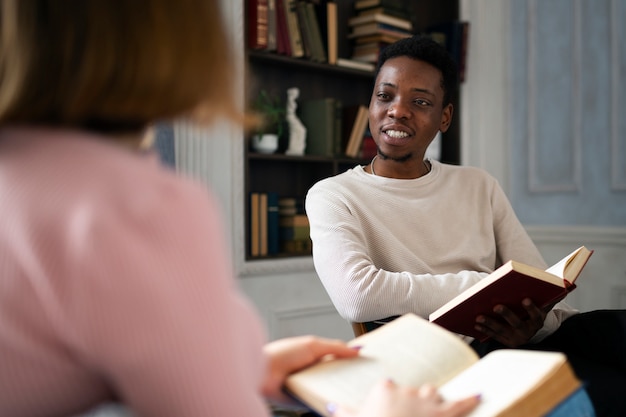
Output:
[368, 56, 452, 163]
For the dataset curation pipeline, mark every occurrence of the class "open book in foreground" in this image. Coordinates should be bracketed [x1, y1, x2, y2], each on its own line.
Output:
[429, 246, 593, 341]
[285, 314, 581, 417]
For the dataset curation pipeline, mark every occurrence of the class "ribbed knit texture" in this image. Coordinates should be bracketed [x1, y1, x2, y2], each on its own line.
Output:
[306, 161, 577, 341]
[0, 127, 269, 417]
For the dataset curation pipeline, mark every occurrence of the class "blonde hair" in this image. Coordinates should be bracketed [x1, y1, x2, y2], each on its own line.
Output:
[0, 0, 243, 133]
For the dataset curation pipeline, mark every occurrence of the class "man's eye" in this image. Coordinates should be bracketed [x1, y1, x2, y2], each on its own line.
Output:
[377, 93, 390, 100]
[415, 99, 430, 106]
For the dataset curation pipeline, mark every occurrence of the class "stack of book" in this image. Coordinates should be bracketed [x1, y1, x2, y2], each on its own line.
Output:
[278, 198, 311, 255]
[426, 20, 470, 83]
[248, 0, 334, 64]
[249, 192, 280, 257]
[347, 0, 414, 65]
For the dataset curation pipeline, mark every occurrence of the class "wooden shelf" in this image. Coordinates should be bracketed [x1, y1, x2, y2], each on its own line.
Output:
[243, 0, 460, 262]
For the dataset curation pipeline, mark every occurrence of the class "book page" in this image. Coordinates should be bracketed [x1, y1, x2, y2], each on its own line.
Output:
[285, 314, 479, 415]
[545, 246, 592, 284]
[439, 350, 579, 417]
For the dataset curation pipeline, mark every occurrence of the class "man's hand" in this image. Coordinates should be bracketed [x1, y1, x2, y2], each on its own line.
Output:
[474, 298, 548, 347]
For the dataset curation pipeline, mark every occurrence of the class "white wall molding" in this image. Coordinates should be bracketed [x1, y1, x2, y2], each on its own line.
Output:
[269, 304, 350, 340]
[526, 224, 626, 246]
[526, 225, 626, 311]
[610, 0, 626, 191]
[527, 0, 582, 193]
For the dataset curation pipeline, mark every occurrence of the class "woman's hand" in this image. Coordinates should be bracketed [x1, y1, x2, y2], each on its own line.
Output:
[474, 298, 548, 347]
[332, 379, 480, 417]
[261, 336, 360, 403]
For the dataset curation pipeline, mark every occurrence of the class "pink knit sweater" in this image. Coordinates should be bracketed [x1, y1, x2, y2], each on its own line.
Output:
[0, 127, 269, 417]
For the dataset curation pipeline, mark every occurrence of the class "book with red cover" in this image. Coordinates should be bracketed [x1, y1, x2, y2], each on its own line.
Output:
[429, 246, 593, 341]
[275, 0, 291, 55]
[248, 0, 269, 50]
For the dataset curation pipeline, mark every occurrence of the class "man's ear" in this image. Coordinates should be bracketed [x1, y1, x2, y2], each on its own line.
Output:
[440, 103, 454, 133]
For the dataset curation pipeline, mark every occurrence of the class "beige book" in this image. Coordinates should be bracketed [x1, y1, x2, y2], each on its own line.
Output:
[285, 314, 580, 417]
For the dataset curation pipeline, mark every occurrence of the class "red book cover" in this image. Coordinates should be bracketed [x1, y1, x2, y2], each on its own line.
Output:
[430, 247, 592, 341]
[275, 0, 291, 55]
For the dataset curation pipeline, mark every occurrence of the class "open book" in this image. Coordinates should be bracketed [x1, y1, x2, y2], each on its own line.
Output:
[429, 246, 593, 341]
[285, 314, 580, 417]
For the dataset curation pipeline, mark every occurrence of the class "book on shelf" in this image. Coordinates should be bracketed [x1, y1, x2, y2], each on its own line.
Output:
[279, 224, 310, 240]
[325, 1, 338, 64]
[349, 22, 413, 39]
[347, 12, 412, 31]
[354, 32, 410, 45]
[355, 5, 412, 19]
[344, 105, 369, 158]
[259, 192, 268, 256]
[267, 192, 280, 255]
[278, 196, 300, 216]
[354, 0, 409, 11]
[248, 0, 269, 50]
[335, 57, 375, 72]
[351, 41, 390, 63]
[279, 213, 309, 227]
[266, 0, 278, 51]
[299, 97, 341, 157]
[427, 21, 470, 83]
[281, 238, 312, 254]
[304, 1, 327, 62]
[430, 246, 593, 342]
[249, 192, 261, 257]
[285, 313, 581, 417]
[360, 132, 376, 160]
[275, 0, 292, 55]
[295, 1, 314, 59]
[282, 0, 304, 57]
[350, 50, 380, 64]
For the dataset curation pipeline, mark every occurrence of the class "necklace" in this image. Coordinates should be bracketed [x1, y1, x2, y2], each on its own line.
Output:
[370, 155, 431, 177]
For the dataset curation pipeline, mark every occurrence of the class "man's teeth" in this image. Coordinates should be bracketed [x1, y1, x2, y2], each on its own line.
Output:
[385, 130, 409, 138]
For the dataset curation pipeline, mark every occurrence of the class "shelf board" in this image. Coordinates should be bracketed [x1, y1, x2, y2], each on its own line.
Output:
[247, 51, 375, 79]
[247, 151, 366, 164]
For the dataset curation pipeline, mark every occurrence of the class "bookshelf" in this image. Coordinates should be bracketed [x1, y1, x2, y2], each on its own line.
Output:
[244, 0, 461, 261]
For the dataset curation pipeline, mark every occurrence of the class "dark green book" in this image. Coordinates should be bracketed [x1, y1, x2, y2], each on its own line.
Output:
[300, 97, 341, 157]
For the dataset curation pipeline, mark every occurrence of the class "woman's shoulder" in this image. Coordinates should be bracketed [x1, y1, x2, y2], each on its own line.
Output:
[0, 127, 215, 232]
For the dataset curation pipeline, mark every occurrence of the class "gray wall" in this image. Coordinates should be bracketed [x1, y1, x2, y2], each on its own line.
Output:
[509, 0, 626, 226]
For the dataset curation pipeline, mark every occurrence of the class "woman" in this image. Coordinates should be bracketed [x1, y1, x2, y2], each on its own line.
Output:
[0, 1, 478, 417]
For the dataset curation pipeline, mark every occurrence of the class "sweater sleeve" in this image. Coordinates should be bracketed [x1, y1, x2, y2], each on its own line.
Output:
[306, 181, 486, 323]
[488, 178, 578, 341]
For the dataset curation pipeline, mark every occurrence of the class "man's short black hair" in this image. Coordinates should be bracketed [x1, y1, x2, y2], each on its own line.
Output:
[376, 35, 458, 106]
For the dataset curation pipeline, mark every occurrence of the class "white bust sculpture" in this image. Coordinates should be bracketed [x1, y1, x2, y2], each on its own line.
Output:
[284, 87, 306, 156]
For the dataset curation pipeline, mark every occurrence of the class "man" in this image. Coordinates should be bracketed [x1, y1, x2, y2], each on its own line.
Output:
[306, 35, 624, 416]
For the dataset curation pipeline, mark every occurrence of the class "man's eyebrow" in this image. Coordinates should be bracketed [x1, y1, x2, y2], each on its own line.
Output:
[376, 82, 397, 89]
[411, 87, 435, 96]
[377, 82, 434, 96]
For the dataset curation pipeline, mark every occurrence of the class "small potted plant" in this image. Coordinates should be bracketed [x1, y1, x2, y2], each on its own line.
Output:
[251, 90, 285, 154]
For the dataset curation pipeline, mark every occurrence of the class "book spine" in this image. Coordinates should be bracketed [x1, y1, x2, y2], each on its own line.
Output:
[295, 1, 313, 59]
[249, 0, 269, 50]
[266, 0, 278, 51]
[326, 1, 338, 65]
[267, 192, 280, 255]
[259, 192, 268, 256]
[306, 2, 327, 62]
[283, 0, 304, 57]
[250, 192, 260, 257]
